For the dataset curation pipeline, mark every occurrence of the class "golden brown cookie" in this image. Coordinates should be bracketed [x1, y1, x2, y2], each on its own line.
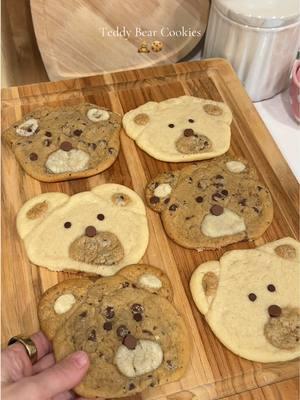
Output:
[38, 278, 94, 339]
[3, 103, 121, 182]
[145, 155, 273, 249]
[38, 265, 189, 398]
[53, 286, 189, 398]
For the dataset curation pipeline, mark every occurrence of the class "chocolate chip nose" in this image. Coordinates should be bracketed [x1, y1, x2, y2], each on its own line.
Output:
[183, 128, 194, 137]
[85, 226, 97, 237]
[268, 304, 282, 318]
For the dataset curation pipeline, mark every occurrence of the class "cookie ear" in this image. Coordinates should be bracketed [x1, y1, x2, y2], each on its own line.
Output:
[201, 100, 232, 125]
[145, 171, 179, 213]
[38, 278, 93, 339]
[117, 264, 173, 301]
[122, 102, 158, 139]
[91, 183, 146, 215]
[258, 237, 300, 263]
[190, 261, 220, 315]
[17, 192, 69, 239]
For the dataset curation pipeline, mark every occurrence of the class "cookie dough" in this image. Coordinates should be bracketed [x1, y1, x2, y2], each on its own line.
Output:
[190, 238, 300, 362]
[17, 184, 149, 276]
[145, 155, 273, 249]
[3, 103, 121, 182]
[122, 96, 232, 162]
[38, 265, 189, 398]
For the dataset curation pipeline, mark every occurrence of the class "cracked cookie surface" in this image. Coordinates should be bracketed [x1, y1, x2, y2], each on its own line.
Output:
[3, 103, 121, 182]
[38, 266, 189, 398]
[145, 155, 273, 249]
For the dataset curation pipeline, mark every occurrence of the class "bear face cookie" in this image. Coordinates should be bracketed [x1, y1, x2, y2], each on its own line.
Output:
[3, 104, 121, 182]
[145, 155, 273, 249]
[38, 265, 190, 398]
[17, 184, 149, 276]
[122, 96, 232, 162]
[190, 238, 300, 363]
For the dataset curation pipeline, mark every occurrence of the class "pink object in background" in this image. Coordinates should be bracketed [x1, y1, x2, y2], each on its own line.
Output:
[289, 60, 300, 123]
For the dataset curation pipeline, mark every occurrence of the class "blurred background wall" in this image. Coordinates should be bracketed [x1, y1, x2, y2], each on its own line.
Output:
[1, 0, 48, 87]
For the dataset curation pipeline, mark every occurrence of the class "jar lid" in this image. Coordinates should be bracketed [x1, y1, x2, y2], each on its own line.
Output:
[214, 0, 300, 28]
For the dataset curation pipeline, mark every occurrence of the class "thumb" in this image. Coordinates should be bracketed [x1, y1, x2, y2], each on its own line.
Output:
[24, 351, 89, 399]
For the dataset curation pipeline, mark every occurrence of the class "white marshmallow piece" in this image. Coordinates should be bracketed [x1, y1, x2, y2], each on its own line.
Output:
[115, 340, 163, 378]
[16, 118, 39, 137]
[46, 149, 90, 173]
[87, 108, 110, 122]
[54, 293, 76, 314]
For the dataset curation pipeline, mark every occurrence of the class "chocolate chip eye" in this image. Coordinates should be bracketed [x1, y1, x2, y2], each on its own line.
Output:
[64, 222, 72, 229]
[97, 213, 105, 221]
[248, 293, 257, 302]
[168, 123, 175, 128]
[188, 119, 194, 123]
[267, 284, 276, 292]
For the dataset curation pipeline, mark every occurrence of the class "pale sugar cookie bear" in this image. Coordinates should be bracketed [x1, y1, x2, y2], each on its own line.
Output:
[190, 238, 300, 362]
[16, 184, 149, 276]
[145, 155, 273, 250]
[122, 96, 232, 162]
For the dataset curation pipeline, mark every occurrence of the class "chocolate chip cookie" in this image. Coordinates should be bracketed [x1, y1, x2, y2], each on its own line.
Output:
[3, 103, 121, 182]
[145, 155, 273, 249]
[38, 265, 190, 398]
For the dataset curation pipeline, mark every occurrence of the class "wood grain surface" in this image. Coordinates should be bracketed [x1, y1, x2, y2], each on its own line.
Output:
[1, 59, 299, 400]
[30, 0, 209, 81]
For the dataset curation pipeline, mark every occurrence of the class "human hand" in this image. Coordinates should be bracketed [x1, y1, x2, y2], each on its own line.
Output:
[1, 331, 91, 400]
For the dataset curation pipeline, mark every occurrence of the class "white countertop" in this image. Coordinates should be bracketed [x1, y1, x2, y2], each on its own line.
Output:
[254, 90, 300, 182]
[185, 52, 299, 182]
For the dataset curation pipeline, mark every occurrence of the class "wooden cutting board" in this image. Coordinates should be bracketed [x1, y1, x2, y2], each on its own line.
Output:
[30, 0, 209, 81]
[1, 60, 299, 400]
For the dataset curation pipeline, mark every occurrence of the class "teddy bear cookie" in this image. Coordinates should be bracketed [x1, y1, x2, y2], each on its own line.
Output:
[38, 265, 190, 398]
[190, 237, 300, 363]
[16, 184, 149, 275]
[145, 155, 273, 249]
[122, 96, 232, 162]
[3, 103, 121, 182]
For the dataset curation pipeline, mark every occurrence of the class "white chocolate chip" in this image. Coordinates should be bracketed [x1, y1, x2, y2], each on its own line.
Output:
[16, 118, 39, 137]
[139, 274, 162, 290]
[115, 340, 163, 378]
[154, 183, 172, 198]
[46, 149, 89, 173]
[201, 208, 246, 238]
[54, 294, 76, 314]
[87, 108, 110, 122]
[226, 161, 246, 173]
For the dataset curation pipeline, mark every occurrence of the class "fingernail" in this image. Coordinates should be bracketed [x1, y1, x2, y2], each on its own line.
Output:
[71, 351, 89, 368]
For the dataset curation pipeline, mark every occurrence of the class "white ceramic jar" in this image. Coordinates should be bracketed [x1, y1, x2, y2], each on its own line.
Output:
[203, 0, 300, 101]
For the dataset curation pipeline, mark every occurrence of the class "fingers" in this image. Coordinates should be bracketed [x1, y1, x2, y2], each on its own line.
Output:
[22, 351, 90, 398]
[32, 353, 55, 374]
[1, 331, 52, 383]
[53, 391, 76, 400]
